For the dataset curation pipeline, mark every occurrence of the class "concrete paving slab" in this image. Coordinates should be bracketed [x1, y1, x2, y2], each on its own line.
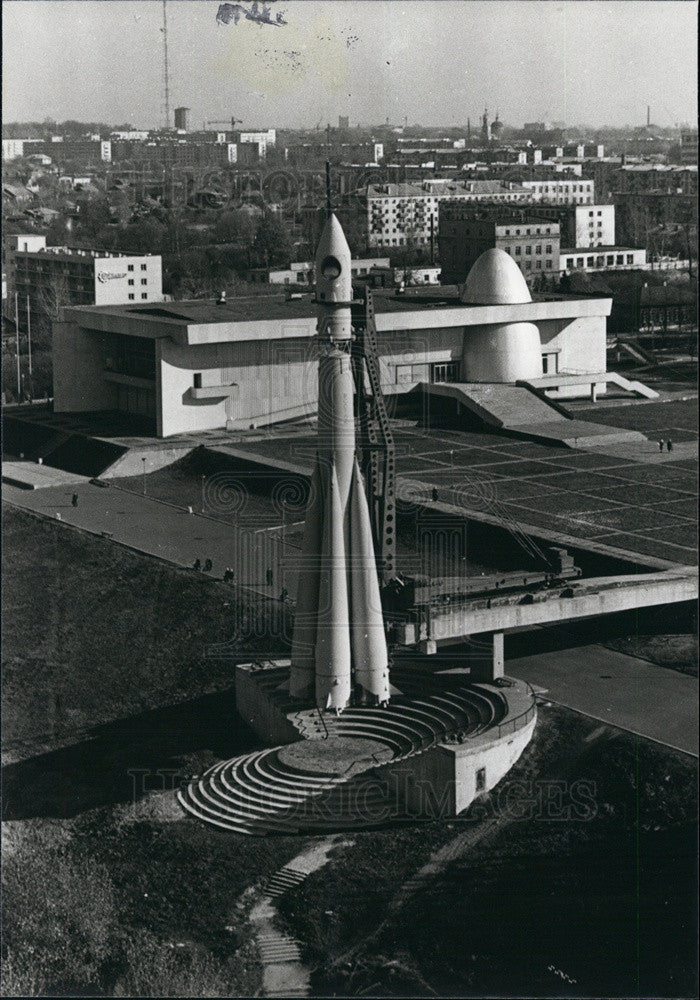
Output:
[508, 643, 698, 756]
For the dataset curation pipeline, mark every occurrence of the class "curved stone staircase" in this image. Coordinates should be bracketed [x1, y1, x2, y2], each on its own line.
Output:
[178, 669, 507, 835]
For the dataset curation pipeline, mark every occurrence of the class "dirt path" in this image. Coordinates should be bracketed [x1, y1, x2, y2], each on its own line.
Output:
[389, 815, 502, 914]
[246, 835, 352, 999]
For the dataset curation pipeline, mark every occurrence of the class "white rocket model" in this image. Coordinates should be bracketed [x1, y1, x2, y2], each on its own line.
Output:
[289, 213, 390, 709]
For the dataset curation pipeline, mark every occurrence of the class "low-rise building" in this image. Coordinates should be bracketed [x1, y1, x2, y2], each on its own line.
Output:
[13, 246, 163, 319]
[53, 278, 611, 436]
[249, 257, 391, 285]
[559, 247, 647, 273]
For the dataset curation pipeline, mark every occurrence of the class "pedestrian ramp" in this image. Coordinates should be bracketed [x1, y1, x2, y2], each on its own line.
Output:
[2, 461, 89, 490]
[421, 381, 646, 449]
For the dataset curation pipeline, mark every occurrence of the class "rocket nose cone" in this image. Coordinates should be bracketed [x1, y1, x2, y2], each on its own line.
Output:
[315, 213, 352, 271]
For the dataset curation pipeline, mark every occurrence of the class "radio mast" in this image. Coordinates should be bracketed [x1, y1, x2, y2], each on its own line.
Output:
[162, 0, 171, 129]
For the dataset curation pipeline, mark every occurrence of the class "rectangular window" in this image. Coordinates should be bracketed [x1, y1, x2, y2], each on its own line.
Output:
[535, 245, 542, 254]
[545, 259, 552, 269]
[542, 352, 559, 374]
[515, 246, 521, 255]
[141, 292, 148, 299]
[128, 278, 134, 286]
[626, 254, 634, 264]
[193, 373, 202, 389]
[141, 278, 147, 285]
[128, 264, 134, 271]
[546, 245, 552, 254]
[566, 258, 574, 267]
[141, 263, 147, 270]
[616, 255, 623, 265]
[607, 255, 614, 265]
[431, 361, 461, 383]
[504, 247, 511, 254]
[525, 245, 532, 255]
[536, 260, 542, 269]
[128, 293, 134, 300]
[587, 257, 594, 266]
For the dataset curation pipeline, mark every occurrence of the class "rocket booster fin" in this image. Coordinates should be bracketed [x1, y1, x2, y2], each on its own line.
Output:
[349, 458, 390, 701]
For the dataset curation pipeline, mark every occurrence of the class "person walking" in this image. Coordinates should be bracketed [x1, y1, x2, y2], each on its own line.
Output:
[193, 558, 201, 571]
[658, 440, 665, 452]
[667, 439, 674, 452]
[203, 558, 213, 572]
[71, 493, 79, 507]
[266, 568, 273, 586]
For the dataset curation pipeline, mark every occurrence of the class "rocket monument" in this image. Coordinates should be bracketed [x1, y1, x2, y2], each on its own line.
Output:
[289, 213, 390, 710]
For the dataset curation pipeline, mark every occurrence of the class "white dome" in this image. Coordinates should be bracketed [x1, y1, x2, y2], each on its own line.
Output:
[460, 249, 532, 305]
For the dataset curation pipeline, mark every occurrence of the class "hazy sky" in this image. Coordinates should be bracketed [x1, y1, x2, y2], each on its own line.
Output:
[2, 1, 697, 129]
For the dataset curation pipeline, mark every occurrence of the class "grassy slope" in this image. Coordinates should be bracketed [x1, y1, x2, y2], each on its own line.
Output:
[278, 706, 698, 998]
[2, 504, 290, 747]
[2, 504, 304, 996]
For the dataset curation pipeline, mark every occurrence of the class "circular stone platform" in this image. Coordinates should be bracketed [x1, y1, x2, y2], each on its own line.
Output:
[278, 736, 393, 776]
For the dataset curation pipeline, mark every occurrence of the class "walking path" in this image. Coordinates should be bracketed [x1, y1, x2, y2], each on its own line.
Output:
[246, 835, 351, 998]
[389, 816, 502, 914]
[508, 643, 698, 756]
[2, 478, 293, 599]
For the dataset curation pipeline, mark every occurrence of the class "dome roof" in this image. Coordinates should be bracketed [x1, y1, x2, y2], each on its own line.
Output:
[460, 248, 532, 305]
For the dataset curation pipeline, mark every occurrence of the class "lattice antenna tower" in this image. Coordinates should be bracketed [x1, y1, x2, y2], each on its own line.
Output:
[162, 0, 171, 130]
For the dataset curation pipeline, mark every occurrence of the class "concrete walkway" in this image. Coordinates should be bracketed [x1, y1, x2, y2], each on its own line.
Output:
[2, 479, 292, 597]
[508, 643, 698, 756]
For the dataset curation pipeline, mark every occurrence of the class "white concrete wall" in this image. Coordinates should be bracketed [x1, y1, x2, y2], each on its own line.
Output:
[575, 205, 615, 247]
[377, 327, 463, 389]
[93, 256, 163, 305]
[394, 710, 536, 818]
[538, 315, 607, 377]
[462, 323, 544, 382]
[158, 336, 317, 437]
[53, 321, 118, 412]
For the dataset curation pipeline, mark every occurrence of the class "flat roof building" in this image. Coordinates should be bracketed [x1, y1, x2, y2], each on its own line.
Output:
[438, 205, 561, 285]
[13, 246, 163, 320]
[54, 278, 612, 437]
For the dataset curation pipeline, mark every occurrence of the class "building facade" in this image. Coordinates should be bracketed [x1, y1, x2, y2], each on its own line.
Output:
[54, 283, 611, 437]
[13, 247, 163, 319]
[438, 205, 561, 284]
[366, 179, 596, 248]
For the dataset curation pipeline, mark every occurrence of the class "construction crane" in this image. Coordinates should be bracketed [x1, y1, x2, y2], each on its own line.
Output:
[205, 118, 243, 130]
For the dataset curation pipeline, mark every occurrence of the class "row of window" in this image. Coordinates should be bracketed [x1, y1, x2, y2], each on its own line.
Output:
[504, 245, 554, 255]
[127, 263, 149, 271]
[127, 278, 148, 285]
[502, 227, 554, 236]
[565, 254, 635, 268]
[127, 292, 150, 299]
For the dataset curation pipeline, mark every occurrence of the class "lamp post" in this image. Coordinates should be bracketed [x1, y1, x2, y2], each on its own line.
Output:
[201, 474, 206, 513]
[14, 292, 20, 401]
[142, 457, 147, 495]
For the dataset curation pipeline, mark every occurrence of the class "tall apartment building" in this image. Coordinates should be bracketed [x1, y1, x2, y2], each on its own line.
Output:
[12, 246, 163, 320]
[366, 179, 595, 248]
[438, 205, 560, 284]
[366, 180, 532, 248]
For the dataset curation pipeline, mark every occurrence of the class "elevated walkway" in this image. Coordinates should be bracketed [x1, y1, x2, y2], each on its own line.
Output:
[524, 371, 659, 400]
[422, 381, 647, 448]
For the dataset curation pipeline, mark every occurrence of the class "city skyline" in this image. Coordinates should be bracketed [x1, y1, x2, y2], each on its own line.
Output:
[2, 0, 697, 131]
